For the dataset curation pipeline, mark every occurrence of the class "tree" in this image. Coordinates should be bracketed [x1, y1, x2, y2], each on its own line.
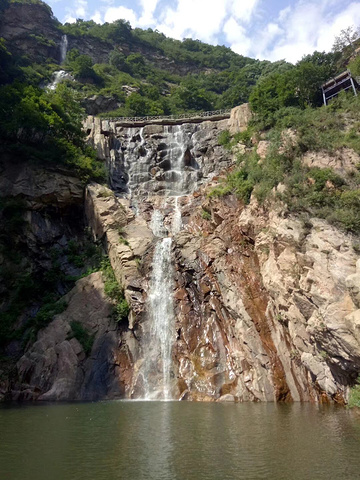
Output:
[109, 50, 128, 72]
[294, 62, 329, 107]
[349, 56, 360, 77]
[125, 92, 148, 115]
[0, 38, 13, 85]
[104, 19, 132, 44]
[125, 53, 147, 76]
[332, 26, 360, 54]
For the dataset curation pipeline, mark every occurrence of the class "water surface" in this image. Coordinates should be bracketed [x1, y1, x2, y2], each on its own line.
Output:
[1, 401, 359, 480]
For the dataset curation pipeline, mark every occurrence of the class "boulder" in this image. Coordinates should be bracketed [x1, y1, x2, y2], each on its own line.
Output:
[228, 103, 253, 135]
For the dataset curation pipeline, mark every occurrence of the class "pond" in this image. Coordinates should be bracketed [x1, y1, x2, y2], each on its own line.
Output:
[1, 401, 359, 480]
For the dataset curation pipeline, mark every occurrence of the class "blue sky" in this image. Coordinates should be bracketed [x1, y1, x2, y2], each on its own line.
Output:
[47, 0, 360, 63]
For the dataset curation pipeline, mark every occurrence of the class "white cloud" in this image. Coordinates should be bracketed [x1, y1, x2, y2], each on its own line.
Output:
[138, 0, 160, 26]
[63, 0, 88, 22]
[278, 5, 291, 22]
[75, 0, 87, 18]
[63, 14, 77, 23]
[104, 6, 138, 25]
[156, 0, 229, 43]
[230, 0, 260, 24]
[91, 11, 103, 24]
[247, 0, 360, 63]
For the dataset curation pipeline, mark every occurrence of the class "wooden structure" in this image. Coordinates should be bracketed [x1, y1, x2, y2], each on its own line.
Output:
[321, 70, 358, 105]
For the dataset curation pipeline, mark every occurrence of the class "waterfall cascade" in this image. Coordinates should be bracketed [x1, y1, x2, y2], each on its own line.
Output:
[47, 35, 73, 90]
[126, 124, 195, 399]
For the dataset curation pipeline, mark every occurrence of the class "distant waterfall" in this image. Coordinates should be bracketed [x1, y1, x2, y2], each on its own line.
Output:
[46, 35, 72, 90]
[60, 34, 68, 64]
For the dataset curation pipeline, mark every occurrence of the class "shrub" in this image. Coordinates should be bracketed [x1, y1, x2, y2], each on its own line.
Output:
[68, 321, 95, 355]
[348, 376, 360, 408]
[201, 209, 211, 220]
[101, 258, 130, 324]
[218, 130, 231, 149]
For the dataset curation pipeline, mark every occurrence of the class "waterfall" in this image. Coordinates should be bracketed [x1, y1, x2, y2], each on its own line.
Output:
[60, 34, 68, 64]
[47, 70, 73, 90]
[134, 124, 194, 400]
[46, 36, 72, 90]
[172, 197, 182, 235]
[143, 227, 175, 400]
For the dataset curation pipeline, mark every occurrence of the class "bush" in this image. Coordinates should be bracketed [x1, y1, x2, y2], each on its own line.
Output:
[101, 258, 130, 324]
[348, 376, 360, 408]
[218, 130, 231, 149]
[23, 299, 68, 345]
[68, 321, 95, 355]
[201, 209, 211, 220]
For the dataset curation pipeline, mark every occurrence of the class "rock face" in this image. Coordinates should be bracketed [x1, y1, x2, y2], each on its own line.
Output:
[0, 156, 83, 207]
[228, 103, 253, 135]
[79, 180, 360, 403]
[83, 95, 121, 116]
[168, 193, 360, 402]
[13, 273, 131, 401]
[0, 2, 62, 63]
[5, 104, 360, 404]
[303, 149, 360, 176]
[80, 110, 360, 404]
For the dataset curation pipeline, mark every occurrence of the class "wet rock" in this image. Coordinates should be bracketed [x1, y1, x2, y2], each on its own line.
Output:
[85, 117, 233, 196]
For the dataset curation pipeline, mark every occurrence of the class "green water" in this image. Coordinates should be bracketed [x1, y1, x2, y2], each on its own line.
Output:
[1, 401, 360, 480]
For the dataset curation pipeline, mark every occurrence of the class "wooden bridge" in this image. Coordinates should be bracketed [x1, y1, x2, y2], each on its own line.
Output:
[103, 109, 232, 126]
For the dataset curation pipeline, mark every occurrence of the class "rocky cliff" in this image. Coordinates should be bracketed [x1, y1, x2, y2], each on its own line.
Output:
[3, 105, 360, 404]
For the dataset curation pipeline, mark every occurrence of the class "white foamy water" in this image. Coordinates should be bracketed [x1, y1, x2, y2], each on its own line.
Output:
[60, 34, 68, 64]
[144, 236, 175, 400]
[47, 70, 73, 90]
[171, 197, 182, 235]
[46, 36, 72, 90]
[131, 125, 195, 399]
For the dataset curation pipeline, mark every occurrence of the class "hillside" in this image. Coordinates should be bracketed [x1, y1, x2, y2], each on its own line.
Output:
[0, 0, 306, 116]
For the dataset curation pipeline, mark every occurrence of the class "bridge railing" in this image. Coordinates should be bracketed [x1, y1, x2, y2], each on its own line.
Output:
[105, 108, 232, 123]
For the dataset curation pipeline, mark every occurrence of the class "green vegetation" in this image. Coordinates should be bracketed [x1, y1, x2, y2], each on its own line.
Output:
[0, 37, 105, 182]
[54, 18, 299, 115]
[68, 321, 95, 355]
[24, 299, 68, 345]
[249, 51, 341, 129]
[101, 258, 130, 323]
[348, 376, 360, 408]
[201, 209, 211, 221]
[213, 93, 360, 234]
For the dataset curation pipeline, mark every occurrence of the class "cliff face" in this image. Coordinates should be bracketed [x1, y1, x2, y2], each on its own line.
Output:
[4, 105, 360, 403]
[80, 106, 360, 403]
[0, 2, 62, 63]
[172, 192, 360, 402]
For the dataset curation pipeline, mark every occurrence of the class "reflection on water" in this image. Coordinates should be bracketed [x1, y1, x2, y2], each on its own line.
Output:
[1, 402, 360, 480]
